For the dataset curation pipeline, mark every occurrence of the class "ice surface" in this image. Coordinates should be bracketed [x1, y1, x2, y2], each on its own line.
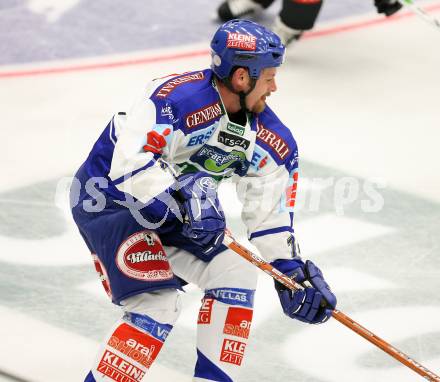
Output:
[0, 1, 439, 381]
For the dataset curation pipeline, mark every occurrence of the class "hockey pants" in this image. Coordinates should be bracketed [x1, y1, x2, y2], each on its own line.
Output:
[85, 245, 258, 382]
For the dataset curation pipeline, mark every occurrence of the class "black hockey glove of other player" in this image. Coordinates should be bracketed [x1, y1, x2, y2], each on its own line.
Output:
[374, 0, 403, 16]
[271, 258, 337, 324]
[176, 172, 225, 257]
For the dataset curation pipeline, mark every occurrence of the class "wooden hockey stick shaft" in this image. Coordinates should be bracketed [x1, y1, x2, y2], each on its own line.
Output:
[223, 232, 440, 382]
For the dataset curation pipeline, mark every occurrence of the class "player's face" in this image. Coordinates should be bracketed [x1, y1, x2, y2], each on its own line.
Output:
[246, 67, 278, 113]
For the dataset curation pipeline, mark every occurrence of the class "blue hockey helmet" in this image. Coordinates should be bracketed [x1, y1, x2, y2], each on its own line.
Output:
[210, 19, 285, 80]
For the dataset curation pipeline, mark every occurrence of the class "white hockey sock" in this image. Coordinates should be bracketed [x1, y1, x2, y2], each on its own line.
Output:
[87, 290, 180, 382]
[194, 288, 255, 382]
[88, 314, 172, 381]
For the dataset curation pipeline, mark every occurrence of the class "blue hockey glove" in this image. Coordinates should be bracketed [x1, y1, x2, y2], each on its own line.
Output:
[176, 172, 225, 256]
[271, 258, 336, 324]
[374, 0, 402, 16]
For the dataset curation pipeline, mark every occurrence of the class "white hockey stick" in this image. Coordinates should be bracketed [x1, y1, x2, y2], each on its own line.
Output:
[398, 0, 440, 29]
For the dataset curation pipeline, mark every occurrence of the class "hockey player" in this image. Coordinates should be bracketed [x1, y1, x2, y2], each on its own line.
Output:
[217, 0, 403, 46]
[71, 19, 337, 381]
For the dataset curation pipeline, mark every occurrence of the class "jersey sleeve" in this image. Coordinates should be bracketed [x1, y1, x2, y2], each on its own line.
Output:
[239, 112, 299, 263]
[108, 81, 177, 204]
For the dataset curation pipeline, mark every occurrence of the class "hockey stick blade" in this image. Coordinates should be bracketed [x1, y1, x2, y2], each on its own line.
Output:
[398, 0, 440, 30]
[223, 231, 440, 382]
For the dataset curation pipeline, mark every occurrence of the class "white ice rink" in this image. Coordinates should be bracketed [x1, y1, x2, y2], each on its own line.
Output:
[1, 1, 440, 381]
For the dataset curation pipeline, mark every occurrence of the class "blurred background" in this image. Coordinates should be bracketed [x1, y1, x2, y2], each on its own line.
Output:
[0, 0, 439, 381]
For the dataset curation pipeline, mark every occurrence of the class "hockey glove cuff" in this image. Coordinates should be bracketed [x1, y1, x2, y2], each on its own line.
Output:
[271, 258, 337, 324]
[176, 172, 225, 257]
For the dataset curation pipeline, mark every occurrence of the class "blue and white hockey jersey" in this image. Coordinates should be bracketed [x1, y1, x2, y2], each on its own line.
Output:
[77, 69, 299, 263]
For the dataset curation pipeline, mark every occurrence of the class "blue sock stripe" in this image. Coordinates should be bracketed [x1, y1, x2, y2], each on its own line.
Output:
[205, 288, 255, 308]
[124, 312, 173, 342]
[194, 349, 233, 382]
[84, 371, 95, 382]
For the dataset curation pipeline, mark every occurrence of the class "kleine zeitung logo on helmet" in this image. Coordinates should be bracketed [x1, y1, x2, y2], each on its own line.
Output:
[226, 33, 256, 51]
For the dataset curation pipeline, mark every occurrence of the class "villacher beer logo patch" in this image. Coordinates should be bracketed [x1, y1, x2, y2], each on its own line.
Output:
[116, 231, 173, 281]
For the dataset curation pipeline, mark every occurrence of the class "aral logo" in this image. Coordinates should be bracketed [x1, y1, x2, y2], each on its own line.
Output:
[226, 122, 245, 136]
[107, 323, 164, 370]
[223, 307, 253, 339]
[116, 231, 173, 281]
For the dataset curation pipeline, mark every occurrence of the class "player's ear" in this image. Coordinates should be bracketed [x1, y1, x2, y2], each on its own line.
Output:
[231, 67, 249, 92]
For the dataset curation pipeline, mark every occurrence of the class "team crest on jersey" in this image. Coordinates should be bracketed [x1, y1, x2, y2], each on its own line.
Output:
[185, 101, 222, 129]
[190, 145, 249, 176]
[256, 122, 290, 160]
[116, 231, 173, 281]
[155, 72, 205, 98]
[227, 33, 257, 51]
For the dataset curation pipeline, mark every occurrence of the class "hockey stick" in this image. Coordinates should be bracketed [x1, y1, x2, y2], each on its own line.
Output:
[223, 231, 440, 382]
[0, 369, 31, 382]
[397, 0, 440, 30]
